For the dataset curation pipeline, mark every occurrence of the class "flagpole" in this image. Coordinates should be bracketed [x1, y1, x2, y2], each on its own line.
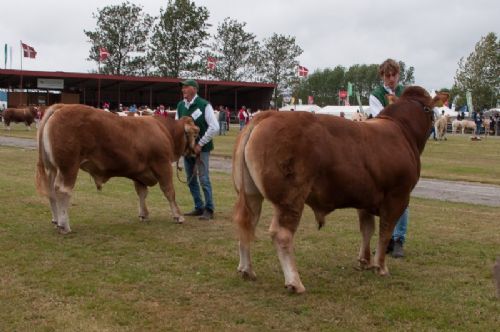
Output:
[19, 41, 23, 93]
[20, 41, 23, 71]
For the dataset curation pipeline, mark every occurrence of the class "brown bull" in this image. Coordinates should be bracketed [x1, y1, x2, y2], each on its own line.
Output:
[233, 86, 442, 293]
[35, 104, 199, 233]
[3, 106, 38, 130]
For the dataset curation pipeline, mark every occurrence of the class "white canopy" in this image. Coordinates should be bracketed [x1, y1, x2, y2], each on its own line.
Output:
[316, 105, 369, 119]
[279, 104, 322, 113]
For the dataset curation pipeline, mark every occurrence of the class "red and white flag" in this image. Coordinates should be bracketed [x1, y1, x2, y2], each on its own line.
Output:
[207, 56, 217, 71]
[21, 42, 37, 59]
[99, 47, 110, 61]
[298, 65, 309, 77]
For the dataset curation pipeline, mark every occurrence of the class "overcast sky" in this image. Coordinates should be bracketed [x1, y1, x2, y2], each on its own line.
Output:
[1, 0, 498, 91]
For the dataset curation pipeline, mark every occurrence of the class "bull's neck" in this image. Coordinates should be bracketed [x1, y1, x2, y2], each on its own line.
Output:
[170, 119, 186, 160]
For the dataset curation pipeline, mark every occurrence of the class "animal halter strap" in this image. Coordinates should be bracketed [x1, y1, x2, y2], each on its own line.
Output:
[175, 156, 205, 184]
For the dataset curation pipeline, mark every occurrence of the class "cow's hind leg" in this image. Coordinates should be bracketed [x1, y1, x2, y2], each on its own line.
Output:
[53, 168, 78, 234]
[234, 193, 263, 281]
[47, 168, 59, 226]
[270, 205, 305, 293]
[357, 209, 375, 269]
[134, 181, 149, 222]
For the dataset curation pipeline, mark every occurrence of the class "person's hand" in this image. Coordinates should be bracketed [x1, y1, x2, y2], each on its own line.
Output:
[194, 144, 202, 155]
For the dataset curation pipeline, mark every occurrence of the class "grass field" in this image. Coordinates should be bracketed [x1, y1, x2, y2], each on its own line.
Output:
[0, 142, 499, 331]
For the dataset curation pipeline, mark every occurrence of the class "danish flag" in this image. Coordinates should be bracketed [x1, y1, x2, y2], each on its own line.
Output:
[21, 42, 37, 59]
[207, 56, 217, 71]
[99, 47, 110, 61]
[298, 65, 309, 77]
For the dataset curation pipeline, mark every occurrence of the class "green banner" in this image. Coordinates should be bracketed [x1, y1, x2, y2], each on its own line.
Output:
[356, 91, 363, 111]
[466, 90, 473, 114]
[347, 82, 353, 96]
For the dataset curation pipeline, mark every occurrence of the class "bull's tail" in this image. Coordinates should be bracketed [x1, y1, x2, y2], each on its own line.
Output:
[233, 123, 256, 243]
[35, 104, 60, 197]
[232, 113, 273, 243]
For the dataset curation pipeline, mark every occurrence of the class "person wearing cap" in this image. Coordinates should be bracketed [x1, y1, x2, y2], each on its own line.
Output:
[368, 58, 408, 258]
[176, 79, 219, 220]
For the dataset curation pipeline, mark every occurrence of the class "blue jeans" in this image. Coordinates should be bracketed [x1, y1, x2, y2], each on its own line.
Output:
[475, 122, 482, 135]
[184, 152, 214, 212]
[219, 120, 226, 135]
[239, 120, 245, 130]
[392, 207, 409, 243]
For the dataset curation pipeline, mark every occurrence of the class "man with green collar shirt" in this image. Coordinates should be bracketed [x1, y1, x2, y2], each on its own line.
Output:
[176, 79, 219, 220]
[369, 58, 405, 117]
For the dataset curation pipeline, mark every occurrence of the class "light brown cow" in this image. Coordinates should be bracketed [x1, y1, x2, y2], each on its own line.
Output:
[434, 115, 450, 140]
[35, 104, 199, 233]
[483, 118, 491, 137]
[451, 119, 463, 134]
[461, 120, 477, 134]
[2, 106, 38, 130]
[233, 86, 443, 293]
[351, 111, 368, 122]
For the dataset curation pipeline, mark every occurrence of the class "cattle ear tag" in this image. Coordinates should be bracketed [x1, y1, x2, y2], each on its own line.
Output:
[191, 109, 202, 120]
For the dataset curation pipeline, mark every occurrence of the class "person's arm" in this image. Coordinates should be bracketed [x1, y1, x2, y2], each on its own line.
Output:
[369, 94, 384, 117]
[198, 104, 219, 147]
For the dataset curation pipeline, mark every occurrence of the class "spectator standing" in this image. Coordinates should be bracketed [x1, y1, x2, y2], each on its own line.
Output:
[176, 79, 219, 220]
[238, 106, 248, 130]
[218, 106, 227, 135]
[225, 107, 231, 132]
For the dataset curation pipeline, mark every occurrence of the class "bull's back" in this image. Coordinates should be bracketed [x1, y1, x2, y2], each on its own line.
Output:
[243, 112, 419, 211]
[46, 105, 172, 174]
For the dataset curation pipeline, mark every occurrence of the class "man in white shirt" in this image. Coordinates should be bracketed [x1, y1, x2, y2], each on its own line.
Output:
[176, 79, 219, 220]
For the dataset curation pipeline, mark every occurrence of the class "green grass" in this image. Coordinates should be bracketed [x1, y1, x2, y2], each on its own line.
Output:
[0, 122, 38, 139]
[421, 135, 500, 184]
[0, 145, 499, 331]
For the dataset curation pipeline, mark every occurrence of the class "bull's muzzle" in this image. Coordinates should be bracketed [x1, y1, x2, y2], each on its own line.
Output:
[183, 122, 200, 157]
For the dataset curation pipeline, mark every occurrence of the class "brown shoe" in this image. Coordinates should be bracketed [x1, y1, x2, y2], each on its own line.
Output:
[184, 208, 204, 216]
[199, 209, 214, 220]
[386, 238, 395, 254]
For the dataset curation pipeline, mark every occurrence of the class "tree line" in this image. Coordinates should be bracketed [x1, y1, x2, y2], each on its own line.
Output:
[85, 1, 498, 109]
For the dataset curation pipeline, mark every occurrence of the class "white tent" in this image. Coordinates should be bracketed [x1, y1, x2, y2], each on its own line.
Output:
[434, 106, 459, 118]
[279, 104, 322, 113]
[316, 105, 369, 119]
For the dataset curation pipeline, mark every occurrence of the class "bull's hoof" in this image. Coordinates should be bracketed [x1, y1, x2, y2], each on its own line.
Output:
[57, 226, 71, 235]
[357, 259, 375, 271]
[139, 215, 149, 222]
[238, 269, 257, 281]
[375, 266, 389, 276]
[285, 283, 306, 294]
[174, 216, 184, 224]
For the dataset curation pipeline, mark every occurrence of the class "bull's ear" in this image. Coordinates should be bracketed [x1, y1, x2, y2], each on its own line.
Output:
[431, 94, 446, 108]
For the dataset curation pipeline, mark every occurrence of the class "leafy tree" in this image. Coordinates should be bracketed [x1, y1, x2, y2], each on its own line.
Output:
[150, 0, 210, 78]
[398, 61, 415, 86]
[296, 66, 345, 106]
[84, 1, 152, 75]
[454, 32, 499, 110]
[344, 64, 379, 104]
[207, 18, 259, 81]
[294, 60, 414, 107]
[258, 33, 303, 105]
